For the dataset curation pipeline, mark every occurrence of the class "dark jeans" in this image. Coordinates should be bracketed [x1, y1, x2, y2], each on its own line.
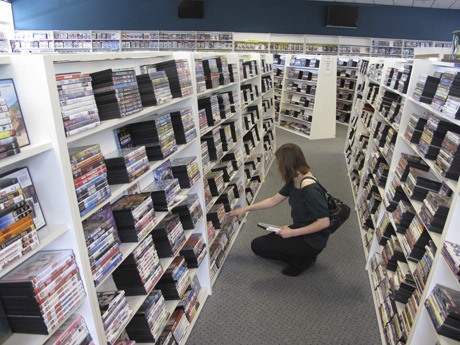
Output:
[251, 232, 322, 263]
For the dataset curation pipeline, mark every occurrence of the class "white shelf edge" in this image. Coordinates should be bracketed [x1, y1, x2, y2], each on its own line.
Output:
[0, 56, 11, 65]
[0, 224, 68, 279]
[80, 140, 196, 222]
[0, 142, 53, 169]
[2, 299, 85, 345]
[66, 96, 193, 144]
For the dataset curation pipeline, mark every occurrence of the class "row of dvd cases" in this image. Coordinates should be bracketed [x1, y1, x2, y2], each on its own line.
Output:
[344, 56, 460, 345]
[0, 51, 275, 345]
[8, 30, 453, 58]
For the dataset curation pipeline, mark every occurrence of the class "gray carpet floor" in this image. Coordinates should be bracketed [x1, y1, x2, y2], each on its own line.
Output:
[187, 125, 381, 345]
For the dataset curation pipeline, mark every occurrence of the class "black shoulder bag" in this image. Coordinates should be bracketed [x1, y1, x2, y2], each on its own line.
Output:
[301, 177, 351, 235]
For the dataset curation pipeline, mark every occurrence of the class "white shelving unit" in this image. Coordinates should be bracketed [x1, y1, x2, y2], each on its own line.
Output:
[0, 2, 13, 53]
[0, 51, 274, 345]
[8, 29, 453, 58]
[277, 54, 337, 140]
[336, 57, 360, 126]
[345, 56, 460, 345]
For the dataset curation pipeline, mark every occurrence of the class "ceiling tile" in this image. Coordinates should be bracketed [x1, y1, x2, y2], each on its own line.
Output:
[431, 0, 456, 7]
[393, 0, 414, 5]
[374, 0, 394, 4]
[353, 0, 375, 3]
[412, 0, 435, 6]
[449, 0, 460, 7]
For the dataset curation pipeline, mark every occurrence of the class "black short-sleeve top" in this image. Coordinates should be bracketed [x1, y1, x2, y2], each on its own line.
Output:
[278, 180, 330, 250]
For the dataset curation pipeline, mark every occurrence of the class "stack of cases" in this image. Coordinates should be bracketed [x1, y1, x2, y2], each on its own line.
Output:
[398, 64, 412, 94]
[162, 309, 189, 344]
[0, 98, 20, 159]
[90, 68, 143, 120]
[178, 275, 201, 323]
[404, 114, 427, 144]
[151, 214, 186, 258]
[435, 131, 460, 180]
[220, 123, 235, 152]
[55, 72, 100, 137]
[198, 108, 209, 133]
[203, 58, 220, 89]
[425, 284, 460, 341]
[432, 72, 458, 111]
[205, 170, 225, 197]
[0, 175, 40, 270]
[68, 144, 111, 217]
[392, 200, 415, 234]
[442, 241, 460, 281]
[417, 116, 458, 159]
[171, 156, 200, 188]
[382, 236, 406, 271]
[194, 58, 207, 93]
[112, 235, 163, 295]
[174, 59, 193, 97]
[82, 205, 123, 287]
[201, 127, 223, 161]
[228, 178, 244, 200]
[376, 213, 394, 246]
[419, 191, 451, 234]
[104, 146, 149, 184]
[156, 256, 190, 300]
[391, 261, 416, 304]
[201, 141, 212, 174]
[136, 70, 173, 107]
[203, 179, 213, 212]
[126, 114, 178, 161]
[211, 160, 234, 183]
[43, 314, 94, 345]
[216, 186, 237, 212]
[412, 75, 441, 104]
[262, 98, 274, 113]
[210, 234, 227, 268]
[169, 108, 197, 145]
[97, 290, 132, 344]
[198, 95, 221, 126]
[219, 215, 240, 242]
[241, 84, 258, 105]
[0, 250, 86, 334]
[125, 290, 170, 343]
[261, 75, 272, 93]
[207, 203, 226, 229]
[143, 60, 191, 99]
[241, 60, 258, 79]
[222, 149, 242, 172]
[111, 193, 156, 242]
[142, 179, 183, 211]
[394, 153, 430, 183]
[217, 92, 232, 120]
[179, 233, 206, 268]
[440, 72, 460, 119]
[216, 56, 231, 86]
[403, 167, 442, 201]
[171, 193, 203, 230]
[385, 181, 413, 211]
[404, 216, 431, 262]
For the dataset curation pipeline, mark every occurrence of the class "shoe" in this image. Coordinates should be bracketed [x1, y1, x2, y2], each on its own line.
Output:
[281, 257, 315, 277]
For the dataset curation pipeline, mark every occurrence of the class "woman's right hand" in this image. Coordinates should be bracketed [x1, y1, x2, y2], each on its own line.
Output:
[227, 207, 247, 220]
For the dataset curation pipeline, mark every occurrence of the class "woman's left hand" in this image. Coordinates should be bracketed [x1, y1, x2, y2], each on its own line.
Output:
[276, 225, 294, 238]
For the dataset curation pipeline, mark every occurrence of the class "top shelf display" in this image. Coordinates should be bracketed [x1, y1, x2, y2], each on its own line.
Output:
[7, 30, 453, 58]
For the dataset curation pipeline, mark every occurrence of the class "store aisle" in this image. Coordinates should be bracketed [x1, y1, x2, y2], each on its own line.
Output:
[187, 125, 381, 345]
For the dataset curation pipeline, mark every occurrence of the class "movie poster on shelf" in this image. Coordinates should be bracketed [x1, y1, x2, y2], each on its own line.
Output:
[0, 79, 30, 147]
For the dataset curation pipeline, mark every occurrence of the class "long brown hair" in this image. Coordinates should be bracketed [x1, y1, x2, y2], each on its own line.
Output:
[275, 143, 310, 182]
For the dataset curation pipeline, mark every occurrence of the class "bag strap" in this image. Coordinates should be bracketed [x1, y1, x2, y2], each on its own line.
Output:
[300, 176, 329, 195]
